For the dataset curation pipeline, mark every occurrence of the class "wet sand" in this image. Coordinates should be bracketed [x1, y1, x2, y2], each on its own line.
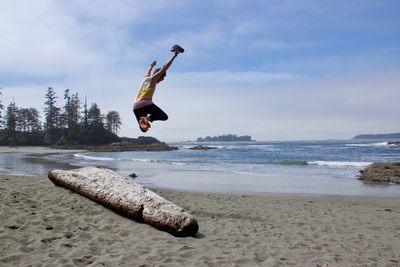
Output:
[0, 146, 86, 177]
[1, 173, 400, 266]
[0, 146, 86, 154]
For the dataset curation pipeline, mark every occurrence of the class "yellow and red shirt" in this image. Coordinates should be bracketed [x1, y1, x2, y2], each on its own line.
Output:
[134, 77, 156, 109]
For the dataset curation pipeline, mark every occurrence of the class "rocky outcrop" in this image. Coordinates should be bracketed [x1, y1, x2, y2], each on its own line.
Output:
[358, 162, 400, 184]
[388, 141, 400, 146]
[53, 136, 178, 152]
[93, 137, 178, 152]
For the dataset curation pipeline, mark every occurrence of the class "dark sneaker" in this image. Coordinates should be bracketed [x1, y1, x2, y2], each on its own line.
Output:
[171, 44, 184, 53]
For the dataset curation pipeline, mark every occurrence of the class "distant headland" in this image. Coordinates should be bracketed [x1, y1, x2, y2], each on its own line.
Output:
[196, 134, 254, 142]
[352, 133, 400, 140]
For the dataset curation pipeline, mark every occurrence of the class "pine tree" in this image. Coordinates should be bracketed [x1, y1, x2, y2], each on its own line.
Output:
[43, 87, 61, 143]
[106, 111, 122, 135]
[44, 87, 61, 130]
[70, 92, 81, 128]
[85, 103, 119, 145]
[15, 107, 41, 133]
[5, 101, 18, 144]
[16, 108, 28, 132]
[82, 96, 88, 128]
[88, 103, 103, 127]
[27, 108, 41, 132]
[63, 89, 71, 129]
[61, 90, 81, 142]
[0, 88, 4, 128]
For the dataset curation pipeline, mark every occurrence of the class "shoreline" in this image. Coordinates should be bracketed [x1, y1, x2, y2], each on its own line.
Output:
[2, 145, 400, 198]
[0, 146, 87, 154]
[1, 174, 400, 266]
[0, 146, 84, 177]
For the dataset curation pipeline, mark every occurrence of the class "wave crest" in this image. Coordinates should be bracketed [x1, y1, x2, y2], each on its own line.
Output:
[345, 142, 388, 147]
[309, 161, 372, 167]
[277, 160, 309, 166]
[74, 153, 116, 161]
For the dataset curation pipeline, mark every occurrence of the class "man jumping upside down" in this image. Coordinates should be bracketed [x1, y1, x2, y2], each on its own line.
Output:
[133, 46, 183, 132]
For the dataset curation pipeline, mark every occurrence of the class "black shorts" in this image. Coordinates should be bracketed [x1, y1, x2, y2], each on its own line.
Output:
[133, 103, 168, 123]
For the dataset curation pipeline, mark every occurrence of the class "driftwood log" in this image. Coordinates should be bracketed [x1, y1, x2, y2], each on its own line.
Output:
[48, 166, 198, 237]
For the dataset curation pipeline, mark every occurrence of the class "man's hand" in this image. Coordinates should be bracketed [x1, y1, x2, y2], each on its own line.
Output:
[145, 60, 157, 77]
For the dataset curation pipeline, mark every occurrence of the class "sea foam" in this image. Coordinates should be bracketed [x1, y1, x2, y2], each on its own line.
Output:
[308, 161, 372, 167]
[345, 142, 388, 147]
[74, 153, 116, 161]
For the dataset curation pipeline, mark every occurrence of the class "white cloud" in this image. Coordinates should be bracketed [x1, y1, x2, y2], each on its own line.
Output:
[2, 67, 400, 142]
[168, 70, 303, 88]
[0, 0, 174, 78]
[1, 1, 399, 142]
[114, 68, 400, 141]
[0, 1, 106, 76]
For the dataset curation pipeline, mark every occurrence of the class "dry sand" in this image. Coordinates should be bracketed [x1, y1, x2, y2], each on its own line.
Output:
[1, 174, 400, 267]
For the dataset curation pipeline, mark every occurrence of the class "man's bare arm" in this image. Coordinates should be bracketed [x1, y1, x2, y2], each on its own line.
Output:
[152, 51, 180, 80]
[145, 60, 157, 77]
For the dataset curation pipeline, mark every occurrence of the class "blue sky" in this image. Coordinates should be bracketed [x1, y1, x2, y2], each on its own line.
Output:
[1, 0, 399, 141]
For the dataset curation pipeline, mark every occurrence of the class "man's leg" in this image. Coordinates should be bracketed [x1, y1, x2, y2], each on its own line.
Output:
[146, 104, 168, 122]
[134, 104, 168, 132]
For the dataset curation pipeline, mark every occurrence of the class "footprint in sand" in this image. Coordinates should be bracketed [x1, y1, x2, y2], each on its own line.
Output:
[40, 236, 61, 244]
[73, 255, 94, 266]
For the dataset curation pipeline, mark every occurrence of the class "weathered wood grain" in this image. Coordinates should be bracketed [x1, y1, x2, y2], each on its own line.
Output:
[48, 166, 198, 237]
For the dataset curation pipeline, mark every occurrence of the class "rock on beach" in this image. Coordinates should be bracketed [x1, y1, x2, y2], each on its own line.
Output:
[358, 162, 400, 184]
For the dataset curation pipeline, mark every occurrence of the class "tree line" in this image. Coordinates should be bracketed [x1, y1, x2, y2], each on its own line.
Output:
[0, 87, 122, 146]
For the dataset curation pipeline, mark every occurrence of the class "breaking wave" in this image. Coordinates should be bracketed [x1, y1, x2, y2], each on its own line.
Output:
[308, 161, 372, 167]
[345, 142, 388, 147]
[74, 153, 116, 161]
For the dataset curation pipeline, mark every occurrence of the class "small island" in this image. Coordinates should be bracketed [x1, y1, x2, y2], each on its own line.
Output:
[196, 134, 253, 142]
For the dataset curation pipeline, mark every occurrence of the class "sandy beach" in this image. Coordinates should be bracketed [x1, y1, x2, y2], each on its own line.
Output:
[1, 173, 400, 266]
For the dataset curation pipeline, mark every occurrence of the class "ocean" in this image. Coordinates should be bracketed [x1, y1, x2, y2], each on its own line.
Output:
[1, 139, 400, 197]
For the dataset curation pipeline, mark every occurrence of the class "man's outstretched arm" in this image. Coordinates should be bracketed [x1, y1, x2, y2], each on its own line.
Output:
[145, 60, 157, 77]
[152, 51, 180, 79]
